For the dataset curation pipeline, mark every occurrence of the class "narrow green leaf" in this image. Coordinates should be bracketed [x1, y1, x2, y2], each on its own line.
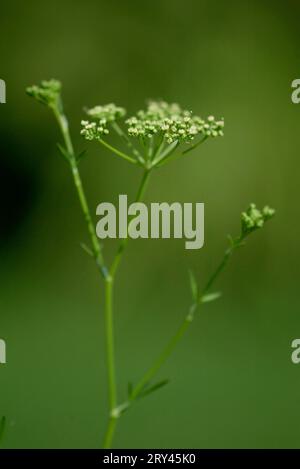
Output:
[76, 150, 86, 164]
[80, 243, 94, 257]
[201, 291, 222, 303]
[56, 142, 70, 162]
[188, 269, 198, 302]
[227, 234, 234, 246]
[139, 379, 169, 399]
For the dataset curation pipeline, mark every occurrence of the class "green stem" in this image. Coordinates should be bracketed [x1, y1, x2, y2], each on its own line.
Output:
[152, 135, 165, 161]
[104, 277, 117, 410]
[112, 122, 144, 164]
[103, 415, 118, 449]
[130, 236, 244, 403]
[99, 139, 138, 165]
[201, 235, 243, 297]
[102, 167, 152, 448]
[102, 276, 118, 448]
[182, 135, 208, 155]
[152, 140, 179, 167]
[131, 303, 197, 400]
[110, 168, 152, 277]
[53, 107, 107, 278]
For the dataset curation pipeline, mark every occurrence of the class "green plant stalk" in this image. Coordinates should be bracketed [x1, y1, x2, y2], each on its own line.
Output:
[182, 135, 208, 155]
[103, 413, 118, 449]
[112, 122, 144, 164]
[52, 106, 107, 278]
[53, 105, 118, 448]
[129, 236, 243, 402]
[109, 168, 152, 278]
[156, 137, 208, 168]
[53, 104, 118, 447]
[103, 233, 246, 439]
[103, 276, 118, 449]
[130, 303, 197, 401]
[103, 152, 239, 447]
[102, 167, 152, 447]
[52, 105, 119, 448]
[99, 138, 138, 165]
[104, 277, 116, 409]
[152, 140, 179, 166]
[201, 235, 244, 296]
[53, 101, 152, 448]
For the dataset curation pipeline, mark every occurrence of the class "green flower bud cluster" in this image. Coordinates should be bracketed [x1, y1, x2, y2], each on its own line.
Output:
[241, 204, 275, 236]
[26, 80, 61, 108]
[86, 104, 126, 122]
[81, 104, 126, 141]
[126, 101, 224, 144]
[80, 120, 109, 140]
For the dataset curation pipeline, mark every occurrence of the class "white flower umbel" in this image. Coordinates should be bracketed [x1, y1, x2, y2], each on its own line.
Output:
[80, 99, 224, 168]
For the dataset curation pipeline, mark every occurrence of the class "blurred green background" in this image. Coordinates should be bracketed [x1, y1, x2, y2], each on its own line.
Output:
[1, 0, 300, 449]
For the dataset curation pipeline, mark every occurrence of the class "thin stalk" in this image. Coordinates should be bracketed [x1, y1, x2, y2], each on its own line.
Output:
[110, 168, 152, 278]
[112, 122, 144, 165]
[102, 167, 152, 448]
[102, 276, 118, 448]
[152, 135, 165, 161]
[201, 235, 244, 297]
[53, 103, 117, 449]
[152, 140, 179, 167]
[182, 135, 208, 155]
[104, 277, 117, 410]
[103, 415, 118, 449]
[155, 136, 208, 168]
[99, 138, 138, 165]
[130, 237, 244, 401]
[52, 106, 107, 278]
[131, 303, 197, 400]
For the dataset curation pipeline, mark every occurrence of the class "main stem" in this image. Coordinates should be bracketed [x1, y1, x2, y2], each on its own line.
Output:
[103, 276, 118, 449]
[53, 105, 118, 448]
[54, 106, 152, 448]
[102, 167, 152, 448]
[54, 106, 118, 448]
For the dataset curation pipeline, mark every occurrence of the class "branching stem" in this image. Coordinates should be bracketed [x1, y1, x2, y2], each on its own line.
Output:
[52, 106, 107, 278]
[99, 138, 138, 165]
[128, 237, 243, 404]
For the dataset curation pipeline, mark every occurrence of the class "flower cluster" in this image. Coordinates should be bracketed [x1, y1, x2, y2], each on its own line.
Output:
[126, 101, 224, 144]
[26, 79, 61, 107]
[241, 204, 275, 236]
[86, 104, 126, 122]
[81, 104, 126, 141]
[80, 120, 109, 140]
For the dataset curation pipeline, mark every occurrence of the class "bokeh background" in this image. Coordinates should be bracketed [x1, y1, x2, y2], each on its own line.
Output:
[1, 0, 300, 449]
